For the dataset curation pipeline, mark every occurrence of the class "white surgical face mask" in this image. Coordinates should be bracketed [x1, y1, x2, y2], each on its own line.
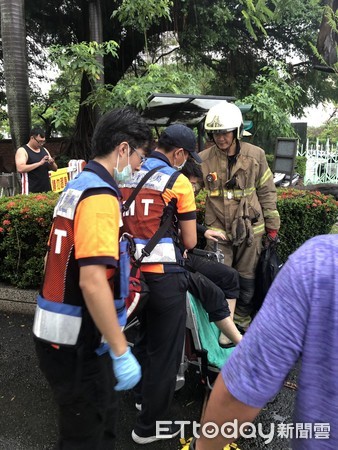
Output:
[174, 152, 187, 171]
[113, 148, 133, 182]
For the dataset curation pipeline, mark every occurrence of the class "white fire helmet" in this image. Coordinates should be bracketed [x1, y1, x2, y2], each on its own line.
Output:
[205, 101, 244, 139]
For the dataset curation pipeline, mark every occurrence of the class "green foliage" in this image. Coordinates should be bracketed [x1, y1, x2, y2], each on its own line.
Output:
[324, 3, 338, 32]
[88, 63, 203, 112]
[277, 189, 338, 261]
[31, 85, 80, 137]
[179, 0, 322, 102]
[49, 41, 119, 83]
[112, 0, 172, 53]
[0, 107, 9, 137]
[241, 63, 303, 150]
[265, 154, 274, 171]
[195, 188, 338, 262]
[240, 0, 276, 40]
[30, 42, 117, 137]
[308, 117, 338, 144]
[112, 0, 172, 31]
[195, 189, 207, 229]
[40, 41, 119, 135]
[0, 192, 59, 288]
[47, 98, 78, 133]
[295, 156, 307, 179]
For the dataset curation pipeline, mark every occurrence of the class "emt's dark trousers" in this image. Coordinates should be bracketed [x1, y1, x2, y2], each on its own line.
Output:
[133, 271, 188, 437]
[35, 340, 118, 450]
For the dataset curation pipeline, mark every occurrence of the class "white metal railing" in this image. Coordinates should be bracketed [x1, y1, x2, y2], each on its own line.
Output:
[297, 138, 338, 185]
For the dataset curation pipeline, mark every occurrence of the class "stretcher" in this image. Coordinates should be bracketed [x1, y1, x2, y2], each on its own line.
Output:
[176, 292, 235, 391]
[125, 291, 234, 391]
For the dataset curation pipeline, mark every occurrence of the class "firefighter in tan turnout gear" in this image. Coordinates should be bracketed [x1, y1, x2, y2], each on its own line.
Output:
[199, 102, 280, 330]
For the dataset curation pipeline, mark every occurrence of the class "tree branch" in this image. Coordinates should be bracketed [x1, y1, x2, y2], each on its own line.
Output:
[152, 46, 180, 65]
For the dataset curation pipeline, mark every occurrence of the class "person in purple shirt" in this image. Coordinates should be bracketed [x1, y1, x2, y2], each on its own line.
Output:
[193, 234, 338, 450]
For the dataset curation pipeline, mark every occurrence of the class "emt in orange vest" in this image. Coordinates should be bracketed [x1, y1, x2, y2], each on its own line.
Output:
[33, 108, 152, 449]
[120, 124, 199, 444]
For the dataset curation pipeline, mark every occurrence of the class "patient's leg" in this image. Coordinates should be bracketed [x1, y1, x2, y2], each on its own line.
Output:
[187, 272, 242, 346]
[218, 298, 242, 347]
[216, 316, 242, 346]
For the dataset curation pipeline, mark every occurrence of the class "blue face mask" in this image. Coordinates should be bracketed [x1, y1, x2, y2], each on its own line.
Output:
[113, 150, 133, 183]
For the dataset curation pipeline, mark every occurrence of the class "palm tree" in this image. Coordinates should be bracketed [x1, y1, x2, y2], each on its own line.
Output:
[0, 0, 31, 151]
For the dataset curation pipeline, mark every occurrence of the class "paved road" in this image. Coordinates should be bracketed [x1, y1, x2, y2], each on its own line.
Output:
[0, 308, 297, 450]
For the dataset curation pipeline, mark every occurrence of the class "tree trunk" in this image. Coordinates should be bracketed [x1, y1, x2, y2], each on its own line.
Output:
[89, 0, 103, 83]
[0, 0, 31, 151]
[317, 0, 338, 66]
[88, 0, 103, 123]
[64, 73, 95, 161]
[62, 0, 103, 161]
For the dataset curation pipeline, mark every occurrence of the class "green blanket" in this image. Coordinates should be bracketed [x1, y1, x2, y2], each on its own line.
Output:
[188, 292, 235, 369]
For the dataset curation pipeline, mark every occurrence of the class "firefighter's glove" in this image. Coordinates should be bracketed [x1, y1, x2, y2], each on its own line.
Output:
[265, 228, 279, 247]
[109, 347, 141, 391]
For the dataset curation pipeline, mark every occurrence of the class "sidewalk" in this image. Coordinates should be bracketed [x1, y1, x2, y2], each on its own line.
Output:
[0, 282, 37, 314]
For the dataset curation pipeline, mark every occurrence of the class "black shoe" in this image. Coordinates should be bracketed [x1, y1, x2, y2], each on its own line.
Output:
[131, 423, 182, 444]
[235, 324, 246, 335]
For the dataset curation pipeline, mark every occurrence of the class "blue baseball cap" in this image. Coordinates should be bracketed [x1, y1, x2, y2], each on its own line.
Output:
[162, 124, 202, 163]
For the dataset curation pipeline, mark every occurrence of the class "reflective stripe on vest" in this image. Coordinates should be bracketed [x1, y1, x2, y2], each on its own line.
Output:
[134, 237, 177, 264]
[33, 295, 82, 346]
[53, 188, 83, 220]
[120, 168, 171, 191]
[206, 186, 256, 198]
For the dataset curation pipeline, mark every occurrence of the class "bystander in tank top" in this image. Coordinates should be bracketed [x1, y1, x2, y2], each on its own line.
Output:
[21, 144, 52, 193]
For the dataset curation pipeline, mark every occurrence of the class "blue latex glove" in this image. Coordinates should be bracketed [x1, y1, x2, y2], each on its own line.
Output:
[109, 347, 141, 391]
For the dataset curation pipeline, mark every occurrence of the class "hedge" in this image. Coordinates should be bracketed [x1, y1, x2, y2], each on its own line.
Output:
[196, 188, 338, 262]
[0, 188, 337, 289]
[276, 189, 338, 261]
[0, 192, 59, 288]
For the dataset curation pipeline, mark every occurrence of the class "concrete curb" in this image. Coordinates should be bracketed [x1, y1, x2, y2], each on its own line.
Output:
[0, 283, 37, 314]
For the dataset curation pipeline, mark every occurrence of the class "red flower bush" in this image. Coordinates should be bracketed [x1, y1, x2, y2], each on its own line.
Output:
[0, 192, 59, 288]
